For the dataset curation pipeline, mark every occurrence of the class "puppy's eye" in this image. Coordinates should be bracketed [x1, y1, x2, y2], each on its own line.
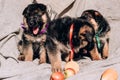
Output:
[38, 12, 45, 16]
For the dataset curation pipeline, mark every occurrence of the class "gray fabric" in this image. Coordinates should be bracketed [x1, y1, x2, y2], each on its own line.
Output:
[0, 0, 120, 80]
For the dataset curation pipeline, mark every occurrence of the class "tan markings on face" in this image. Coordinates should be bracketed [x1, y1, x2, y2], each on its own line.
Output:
[42, 13, 47, 23]
[90, 18, 98, 31]
[78, 35, 88, 49]
[79, 25, 92, 34]
[78, 25, 91, 48]
[23, 17, 29, 29]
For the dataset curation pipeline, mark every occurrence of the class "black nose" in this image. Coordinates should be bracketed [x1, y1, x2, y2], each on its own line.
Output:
[29, 19, 37, 26]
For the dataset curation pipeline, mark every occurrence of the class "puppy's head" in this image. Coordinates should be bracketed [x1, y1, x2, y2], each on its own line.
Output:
[72, 18, 95, 52]
[81, 9, 104, 31]
[22, 3, 50, 35]
[81, 9, 102, 20]
[81, 9, 110, 34]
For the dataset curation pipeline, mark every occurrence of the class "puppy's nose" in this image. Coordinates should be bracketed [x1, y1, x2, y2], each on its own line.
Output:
[29, 19, 37, 26]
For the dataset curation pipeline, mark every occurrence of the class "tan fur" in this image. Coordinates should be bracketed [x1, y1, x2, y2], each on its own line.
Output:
[90, 43, 102, 60]
[39, 45, 46, 63]
[42, 13, 48, 23]
[23, 17, 29, 29]
[90, 18, 98, 32]
[79, 25, 92, 48]
[18, 16, 47, 63]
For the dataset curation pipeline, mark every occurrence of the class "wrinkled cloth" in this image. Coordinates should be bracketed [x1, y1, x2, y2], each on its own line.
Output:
[0, 0, 120, 80]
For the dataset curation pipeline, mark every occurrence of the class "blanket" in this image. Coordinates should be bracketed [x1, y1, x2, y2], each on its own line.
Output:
[0, 0, 120, 80]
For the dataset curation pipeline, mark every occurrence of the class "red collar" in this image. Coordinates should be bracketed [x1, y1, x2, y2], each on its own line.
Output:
[69, 24, 74, 61]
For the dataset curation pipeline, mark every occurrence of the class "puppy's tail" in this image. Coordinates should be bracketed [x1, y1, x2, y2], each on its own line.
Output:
[33, 0, 37, 4]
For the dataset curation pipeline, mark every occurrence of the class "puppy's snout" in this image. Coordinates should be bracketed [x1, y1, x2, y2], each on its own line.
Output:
[29, 19, 36, 26]
[29, 16, 42, 27]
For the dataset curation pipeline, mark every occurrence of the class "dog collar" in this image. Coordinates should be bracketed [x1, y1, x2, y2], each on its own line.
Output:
[39, 23, 49, 34]
[69, 24, 74, 61]
[95, 28, 103, 51]
[21, 23, 26, 30]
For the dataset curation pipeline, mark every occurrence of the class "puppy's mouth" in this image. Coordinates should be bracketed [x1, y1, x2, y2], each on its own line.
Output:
[33, 27, 39, 35]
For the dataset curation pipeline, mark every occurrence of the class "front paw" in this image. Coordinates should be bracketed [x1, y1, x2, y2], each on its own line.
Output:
[18, 55, 25, 61]
[51, 62, 62, 72]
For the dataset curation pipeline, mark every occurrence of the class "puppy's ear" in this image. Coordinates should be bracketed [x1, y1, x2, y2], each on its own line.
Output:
[95, 11, 101, 17]
[22, 7, 29, 18]
[39, 4, 47, 12]
[23, 17, 28, 30]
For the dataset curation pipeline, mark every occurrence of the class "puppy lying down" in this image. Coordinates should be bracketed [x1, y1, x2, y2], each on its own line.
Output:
[46, 16, 95, 72]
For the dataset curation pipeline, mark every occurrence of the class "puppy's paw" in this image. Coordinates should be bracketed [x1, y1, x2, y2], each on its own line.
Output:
[102, 56, 108, 59]
[52, 62, 62, 72]
[18, 55, 25, 61]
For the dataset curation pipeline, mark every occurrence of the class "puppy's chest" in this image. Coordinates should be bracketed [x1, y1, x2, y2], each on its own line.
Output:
[23, 34, 46, 43]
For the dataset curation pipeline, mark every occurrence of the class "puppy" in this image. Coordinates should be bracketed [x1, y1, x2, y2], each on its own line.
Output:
[18, 0, 50, 64]
[46, 16, 95, 72]
[80, 9, 111, 60]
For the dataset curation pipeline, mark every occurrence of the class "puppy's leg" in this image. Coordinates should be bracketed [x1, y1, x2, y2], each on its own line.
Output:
[102, 39, 109, 59]
[18, 55, 25, 61]
[23, 44, 33, 61]
[18, 40, 25, 61]
[39, 45, 46, 64]
[58, 43, 70, 62]
[90, 43, 102, 60]
[46, 38, 62, 72]
[18, 40, 23, 53]
[48, 50, 62, 72]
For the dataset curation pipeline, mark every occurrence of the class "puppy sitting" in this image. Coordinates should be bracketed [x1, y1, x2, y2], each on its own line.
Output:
[46, 16, 95, 72]
[80, 9, 111, 60]
[18, 0, 50, 64]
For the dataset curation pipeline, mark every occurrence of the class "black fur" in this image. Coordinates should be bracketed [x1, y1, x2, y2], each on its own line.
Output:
[45, 16, 95, 72]
[23, 3, 50, 35]
[18, 2, 50, 63]
[81, 9, 110, 37]
[80, 9, 111, 59]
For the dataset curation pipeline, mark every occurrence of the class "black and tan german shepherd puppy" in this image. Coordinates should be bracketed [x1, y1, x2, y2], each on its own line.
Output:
[80, 9, 110, 60]
[46, 16, 95, 72]
[18, 0, 50, 64]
